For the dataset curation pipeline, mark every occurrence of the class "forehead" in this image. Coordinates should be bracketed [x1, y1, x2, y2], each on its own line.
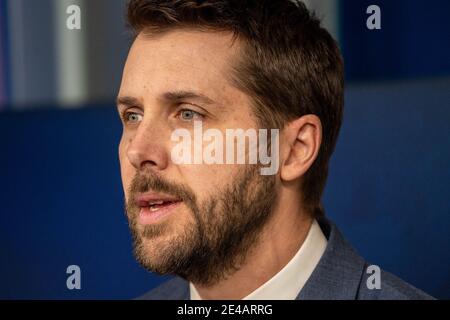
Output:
[120, 29, 243, 104]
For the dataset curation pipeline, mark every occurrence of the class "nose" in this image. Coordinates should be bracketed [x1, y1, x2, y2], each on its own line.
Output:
[126, 121, 169, 172]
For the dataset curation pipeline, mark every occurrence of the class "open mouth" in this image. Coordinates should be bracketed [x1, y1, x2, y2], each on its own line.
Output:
[135, 193, 183, 224]
[143, 199, 182, 211]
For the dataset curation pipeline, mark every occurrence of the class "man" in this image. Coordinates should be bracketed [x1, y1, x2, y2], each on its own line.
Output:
[117, 0, 432, 300]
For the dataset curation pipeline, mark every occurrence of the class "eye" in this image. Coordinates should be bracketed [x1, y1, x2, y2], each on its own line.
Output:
[178, 109, 203, 121]
[124, 112, 143, 124]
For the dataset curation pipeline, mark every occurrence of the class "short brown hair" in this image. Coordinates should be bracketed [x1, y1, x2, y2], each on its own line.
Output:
[127, 0, 344, 217]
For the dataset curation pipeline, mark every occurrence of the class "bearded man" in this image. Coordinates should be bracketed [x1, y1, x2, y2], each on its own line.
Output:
[117, 0, 432, 300]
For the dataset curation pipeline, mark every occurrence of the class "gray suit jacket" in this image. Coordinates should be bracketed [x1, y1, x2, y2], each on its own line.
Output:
[137, 218, 434, 300]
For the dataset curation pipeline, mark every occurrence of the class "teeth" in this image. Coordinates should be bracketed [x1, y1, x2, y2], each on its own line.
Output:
[149, 200, 164, 206]
[149, 206, 160, 212]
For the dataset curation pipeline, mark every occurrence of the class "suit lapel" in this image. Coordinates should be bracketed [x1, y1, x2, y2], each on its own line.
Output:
[167, 277, 190, 300]
[296, 218, 366, 300]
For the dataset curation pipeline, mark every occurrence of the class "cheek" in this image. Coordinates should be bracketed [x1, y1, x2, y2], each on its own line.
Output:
[118, 137, 133, 197]
[179, 163, 241, 199]
[118, 136, 127, 164]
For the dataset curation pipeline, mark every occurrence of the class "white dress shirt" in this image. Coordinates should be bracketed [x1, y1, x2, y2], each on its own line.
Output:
[190, 219, 327, 300]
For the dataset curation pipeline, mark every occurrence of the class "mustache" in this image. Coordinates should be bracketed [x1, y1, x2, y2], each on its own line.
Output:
[127, 171, 197, 208]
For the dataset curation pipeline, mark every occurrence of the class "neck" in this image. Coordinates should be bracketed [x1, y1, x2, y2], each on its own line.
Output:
[193, 188, 313, 300]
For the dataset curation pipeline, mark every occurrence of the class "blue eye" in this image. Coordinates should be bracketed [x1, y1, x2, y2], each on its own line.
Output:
[179, 109, 202, 121]
[125, 112, 143, 124]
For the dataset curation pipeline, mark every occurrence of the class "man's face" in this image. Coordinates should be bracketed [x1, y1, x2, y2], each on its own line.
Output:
[118, 30, 277, 285]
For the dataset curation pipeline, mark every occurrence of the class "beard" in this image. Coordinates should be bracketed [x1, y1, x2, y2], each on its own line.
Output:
[126, 165, 277, 287]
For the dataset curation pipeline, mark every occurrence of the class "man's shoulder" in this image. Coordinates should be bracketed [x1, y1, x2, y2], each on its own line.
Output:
[135, 277, 189, 300]
[298, 218, 434, 300]
[358, 267, 434, 300]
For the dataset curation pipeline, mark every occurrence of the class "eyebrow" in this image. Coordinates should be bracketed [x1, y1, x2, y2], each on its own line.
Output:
[116, 96, 142, 109]
[160, 90, 220, 108]
[116, 90, 221, 110]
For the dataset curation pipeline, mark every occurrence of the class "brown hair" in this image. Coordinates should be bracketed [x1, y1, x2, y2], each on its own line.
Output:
[127, 0, 344, 217]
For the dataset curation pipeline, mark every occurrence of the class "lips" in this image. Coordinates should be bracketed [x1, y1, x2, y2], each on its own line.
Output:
[137, 193, 181, 207]
[135, 192, 183, 224]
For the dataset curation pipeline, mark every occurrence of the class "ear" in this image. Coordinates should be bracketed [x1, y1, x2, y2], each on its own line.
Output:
[280, 115, 322, 182]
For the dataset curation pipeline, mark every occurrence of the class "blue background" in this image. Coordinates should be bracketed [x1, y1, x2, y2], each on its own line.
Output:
[0, 0, 449, 299]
